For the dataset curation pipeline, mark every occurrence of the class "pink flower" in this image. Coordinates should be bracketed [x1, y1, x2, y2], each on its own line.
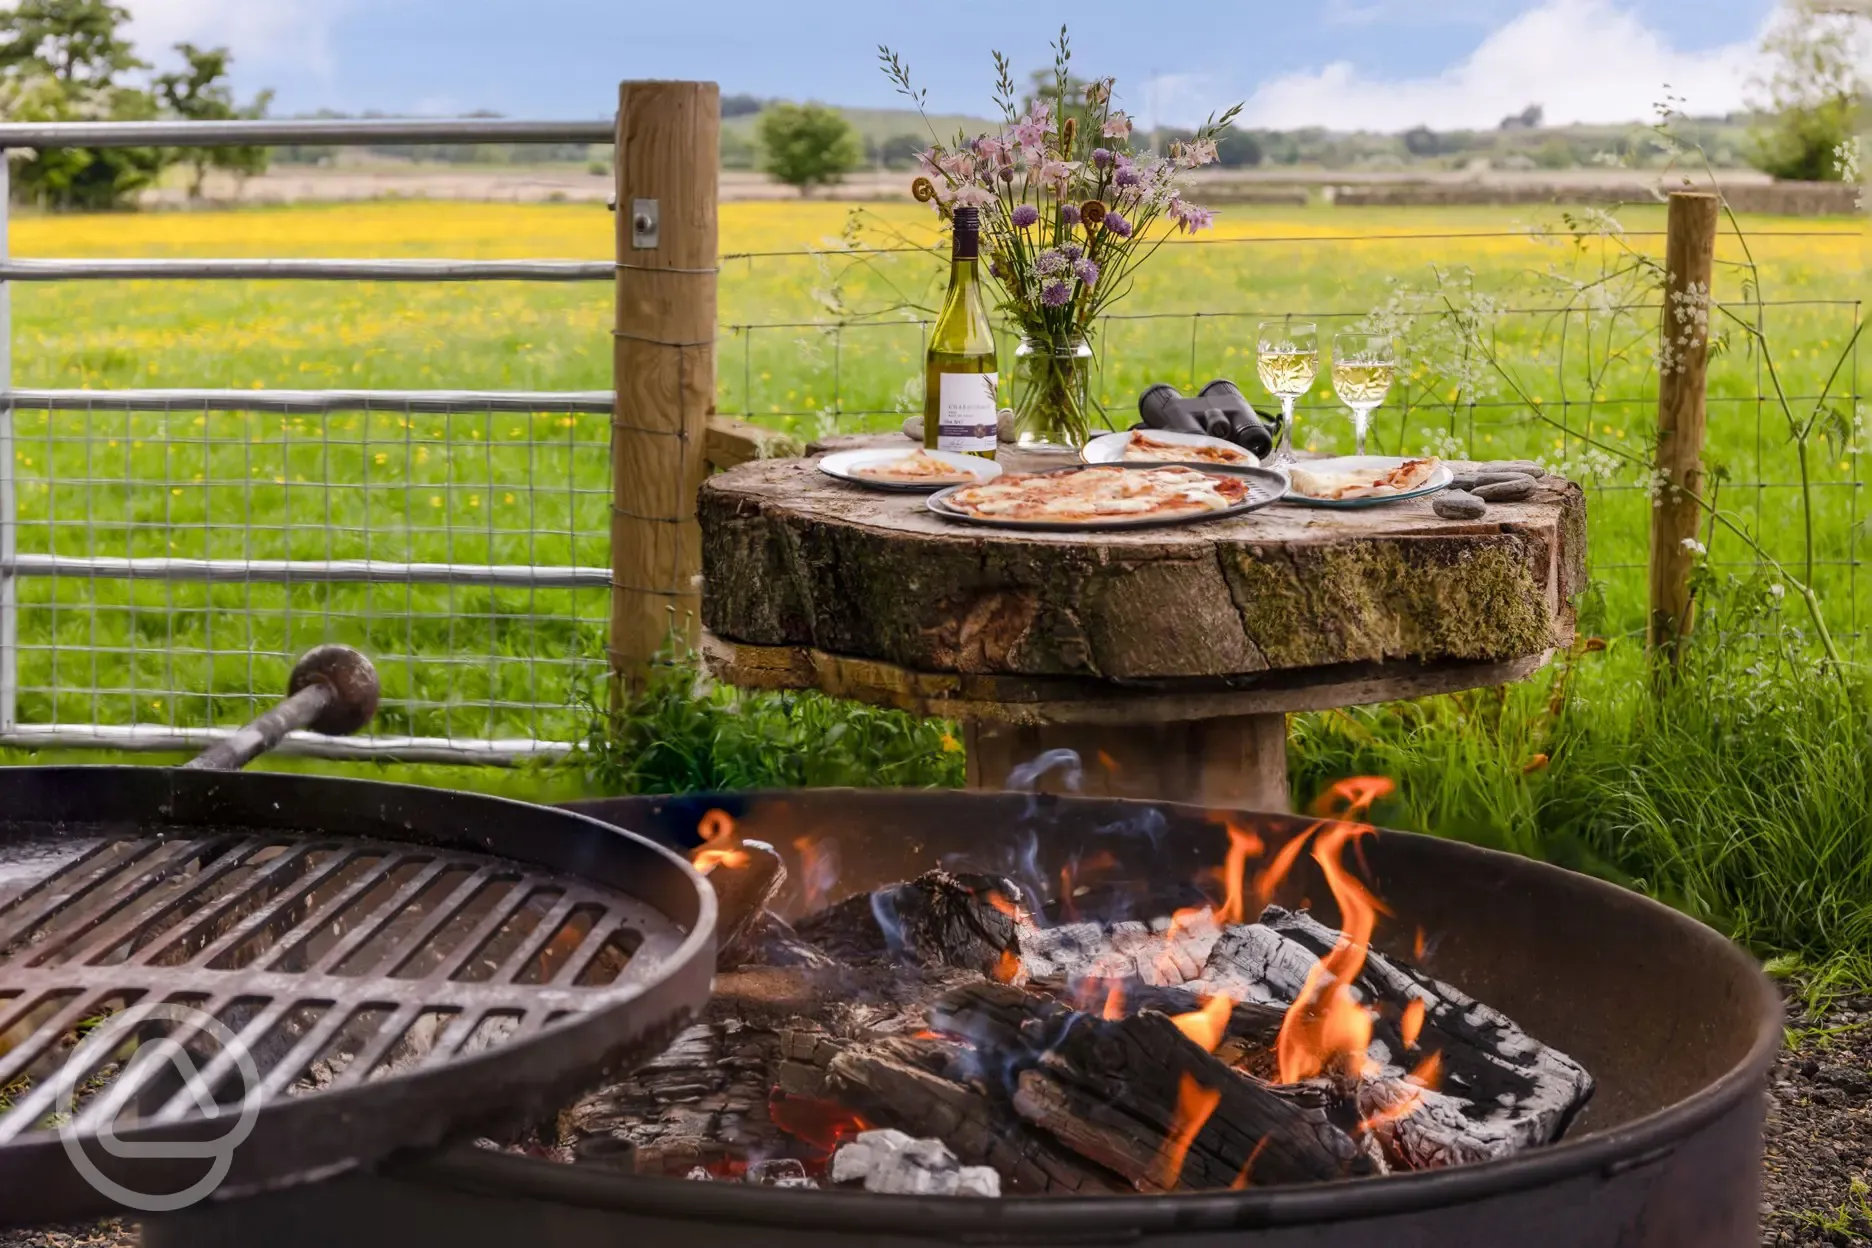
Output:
[950, 183, 996, 209]
[1168, 196, 1216, 233]
[1035, 159, 1077, 192]
[916, 149, 943, 179]
[975, 136, 1009, 166]
[937, 151, 977, 181]
[1010, 101, 1053, 151]
[1102, 111, 1132, 140]
[1175, 138, 1219, 168]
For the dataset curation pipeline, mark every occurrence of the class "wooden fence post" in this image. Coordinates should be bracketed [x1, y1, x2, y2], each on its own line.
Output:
[1647, 190, 1719, 665]
[610, 80, 719, 696]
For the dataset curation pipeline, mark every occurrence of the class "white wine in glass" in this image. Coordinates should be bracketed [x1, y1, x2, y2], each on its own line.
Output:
[1256, 320, 1318, 466]
[1330, 331, 1396, 455]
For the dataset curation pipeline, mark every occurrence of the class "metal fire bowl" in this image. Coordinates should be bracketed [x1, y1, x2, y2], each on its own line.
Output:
[149, 790, 1781, 1248]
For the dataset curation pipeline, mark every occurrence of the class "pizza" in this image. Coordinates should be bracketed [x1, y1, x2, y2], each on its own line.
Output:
[850, 449, 978, 486]
[1122, 431, 1254, 465]
[943, 466, 1253, 523]
[1288, 457, 1441, 501]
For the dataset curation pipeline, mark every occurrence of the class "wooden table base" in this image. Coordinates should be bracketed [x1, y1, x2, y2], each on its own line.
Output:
[965, 713, 1290, 812]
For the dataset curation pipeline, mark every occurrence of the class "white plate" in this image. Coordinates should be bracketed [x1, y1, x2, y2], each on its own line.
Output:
[818, 447, 1003, 493]
[1283, 455, 1453, 509]
[1081, 429, 1260, 468]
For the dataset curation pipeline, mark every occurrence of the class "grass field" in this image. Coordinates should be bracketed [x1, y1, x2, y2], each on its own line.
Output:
[1, 198, 1864, 753]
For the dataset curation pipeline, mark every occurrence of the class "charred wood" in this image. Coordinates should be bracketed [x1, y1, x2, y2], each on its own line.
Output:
[931, 982, 1376, 1190]
[794, 871, 1024, 976]
[707, 839, 788, 969]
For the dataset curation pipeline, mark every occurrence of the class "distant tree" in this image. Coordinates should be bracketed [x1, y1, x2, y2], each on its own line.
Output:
[1498, 104, 1544, 131]
[756, 102, 862, 196]
[721, 93, 765, 119]
[0, 0, 166, 210]
[1214, 126, 1262, 168]
[1746, 5, 1864, 182]
[1402, 126, 1445, 157]
[0, 0, 141, 82]
[879, 133, 924, 170]
[154, 43, 274, 199]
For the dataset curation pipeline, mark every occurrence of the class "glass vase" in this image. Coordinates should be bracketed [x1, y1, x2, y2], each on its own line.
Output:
[1010, 334, 1096, 452]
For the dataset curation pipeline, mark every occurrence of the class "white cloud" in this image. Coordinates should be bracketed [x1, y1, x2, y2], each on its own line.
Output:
[1243, 0, 1769, 132]
[120, 0, 348, 79]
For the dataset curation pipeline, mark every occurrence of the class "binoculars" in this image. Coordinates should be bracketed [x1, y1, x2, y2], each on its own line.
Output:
[1136, 380, 1282, 459]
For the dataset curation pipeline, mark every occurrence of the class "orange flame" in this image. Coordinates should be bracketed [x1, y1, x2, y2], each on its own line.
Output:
[1170, 994, 1233, 1053]
[1408, 1050, 1444, 1090]
[1274, 822, 1387, 1085]
[692, 847, 751, 875]
[1253, 827, 1315, 913]
[1096, 749, 1121, 774]
[1229, 1135, 1273, 1190]
[1356, 1084, 1424, 1136]
[793, 836, 833, 911]
[1307, 776, 1395, 821]
[1400, 998, 1426, 1050]
[1212, 821, 1265, 925]
[1150, 1074, 1221, 1190]
[1412, 925, 1427, 961]
[991, 947, 1023, 984]
[1101, 981, 1127, 1021]
[984, 888, 1021, 920]
[697, 809, 736, 843]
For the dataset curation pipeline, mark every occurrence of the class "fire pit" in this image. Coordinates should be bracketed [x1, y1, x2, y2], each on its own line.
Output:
[139, 788, 1779, 1248]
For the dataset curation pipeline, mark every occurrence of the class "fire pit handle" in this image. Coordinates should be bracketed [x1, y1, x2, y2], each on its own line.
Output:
[182, 644, 381, 772]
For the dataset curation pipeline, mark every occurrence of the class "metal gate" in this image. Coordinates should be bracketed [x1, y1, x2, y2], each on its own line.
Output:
[0, 118, 618, 763]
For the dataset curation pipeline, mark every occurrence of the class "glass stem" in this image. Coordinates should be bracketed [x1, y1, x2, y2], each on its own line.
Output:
[1276, 396, 1297, 463]
[1353, 405, 1373, 456]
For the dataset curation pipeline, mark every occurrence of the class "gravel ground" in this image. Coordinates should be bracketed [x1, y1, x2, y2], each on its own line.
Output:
[1, 994, 1864, 1248]
[1764, 990, 1872, 1246]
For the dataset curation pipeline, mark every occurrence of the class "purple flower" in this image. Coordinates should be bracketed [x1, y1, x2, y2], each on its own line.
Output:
[1103, 212, 1132, 238]
[1114, 162, 1142, 189]
[1061, 242, 1083, 261]
[1041, 279, 1073, 307]
[1091, 147, 1115, 170]
[1061, 204, 1081, 225]
[1168, 195, 1216, 234]
[1073, 258, 1100, 286]
[1010, 203, 1040, 228]
[999, 166, 1015, 183]
[1034, 248, 1068, 276]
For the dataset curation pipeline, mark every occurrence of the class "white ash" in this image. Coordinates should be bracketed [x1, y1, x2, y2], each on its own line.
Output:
[684, 1166, 713, 1181]
[830, 1128, 1001, 1197]
[1017, 907, 1222, 987]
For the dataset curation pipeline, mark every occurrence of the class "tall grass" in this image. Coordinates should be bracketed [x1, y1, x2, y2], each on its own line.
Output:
[1293, 578, 1872, 992]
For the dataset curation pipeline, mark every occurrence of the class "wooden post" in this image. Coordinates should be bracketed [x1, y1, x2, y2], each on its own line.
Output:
[610, 80, 719, 694]
[1647, 191, 1719, 664]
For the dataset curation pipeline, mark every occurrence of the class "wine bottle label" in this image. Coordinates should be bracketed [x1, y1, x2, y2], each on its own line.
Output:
[936, 372, 999, 452]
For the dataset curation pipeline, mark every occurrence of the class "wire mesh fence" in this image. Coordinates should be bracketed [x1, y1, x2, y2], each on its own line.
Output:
[0, 145, 1861, 762]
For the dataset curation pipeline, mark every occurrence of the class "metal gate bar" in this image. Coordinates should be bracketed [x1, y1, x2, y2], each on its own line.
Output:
[0, 117, 621, 762]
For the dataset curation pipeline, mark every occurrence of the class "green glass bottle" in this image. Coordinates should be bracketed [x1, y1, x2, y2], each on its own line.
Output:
[923, 206, 999, 459]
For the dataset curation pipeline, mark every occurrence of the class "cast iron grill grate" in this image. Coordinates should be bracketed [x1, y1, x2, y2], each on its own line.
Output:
[0, 829, 688, 1142]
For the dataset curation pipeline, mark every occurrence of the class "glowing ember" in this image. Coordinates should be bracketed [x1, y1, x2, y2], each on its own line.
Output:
[1101, 981, 1127, 1021]
[768, 1091, 870, 1154]
[992, 947, 1024, 984]
[1400, 998, 1426, 1050]
[1169, 994, 1233, 1053]
[1274, 821, 1388, 1085]
[1151, 1074, 1221, 1190]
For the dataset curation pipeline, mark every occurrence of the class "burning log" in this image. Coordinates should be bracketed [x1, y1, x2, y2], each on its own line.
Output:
[932, 983, 1377, 1191]
[1197, 908, 1595, 1167]
[794, 871, 1025, 978]
[700, 838, 789, 969]
[1017, 907, 1223, 987]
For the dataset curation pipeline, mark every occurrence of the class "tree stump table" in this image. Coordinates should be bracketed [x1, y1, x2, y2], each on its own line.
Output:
[698, 444, 1586, 810]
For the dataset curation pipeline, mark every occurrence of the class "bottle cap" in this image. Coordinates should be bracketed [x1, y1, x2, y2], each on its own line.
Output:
[952, 207, 980, 259]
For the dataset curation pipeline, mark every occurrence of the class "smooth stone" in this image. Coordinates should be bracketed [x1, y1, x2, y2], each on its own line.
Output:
[1478, 460, 1545, 478]
[902, 416, 922, 441]
[1474, 477, 1537, 502]
[1433, 490, 1489, 520]
[1451, 472, 1524, 492]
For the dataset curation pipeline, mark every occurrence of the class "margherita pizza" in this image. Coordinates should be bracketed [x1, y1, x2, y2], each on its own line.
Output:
[943, 465, 1252, 523]
[1122, 431, 1254, 465]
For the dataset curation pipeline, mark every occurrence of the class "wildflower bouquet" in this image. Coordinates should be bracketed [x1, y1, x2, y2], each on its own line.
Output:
[881, 28, 1240, 448]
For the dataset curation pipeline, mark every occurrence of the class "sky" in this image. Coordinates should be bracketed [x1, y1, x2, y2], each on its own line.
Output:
[116, 0, 1790, 133]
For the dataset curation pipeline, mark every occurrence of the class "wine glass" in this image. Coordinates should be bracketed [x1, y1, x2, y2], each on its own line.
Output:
[1330, 331, 1397, 456]
[1255, 320, 1319, 466]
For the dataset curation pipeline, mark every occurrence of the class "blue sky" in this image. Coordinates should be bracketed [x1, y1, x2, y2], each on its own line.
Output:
[122, 0, 1782, 131]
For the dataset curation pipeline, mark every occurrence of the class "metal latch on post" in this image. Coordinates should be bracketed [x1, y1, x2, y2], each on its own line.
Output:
[631, 199, 659, 249]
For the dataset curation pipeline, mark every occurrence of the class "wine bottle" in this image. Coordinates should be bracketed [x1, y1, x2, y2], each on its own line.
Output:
[923, 206, 999, 459]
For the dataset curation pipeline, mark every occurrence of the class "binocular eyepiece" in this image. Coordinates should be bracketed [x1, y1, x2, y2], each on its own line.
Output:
[1137, 380, 1281, 458]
